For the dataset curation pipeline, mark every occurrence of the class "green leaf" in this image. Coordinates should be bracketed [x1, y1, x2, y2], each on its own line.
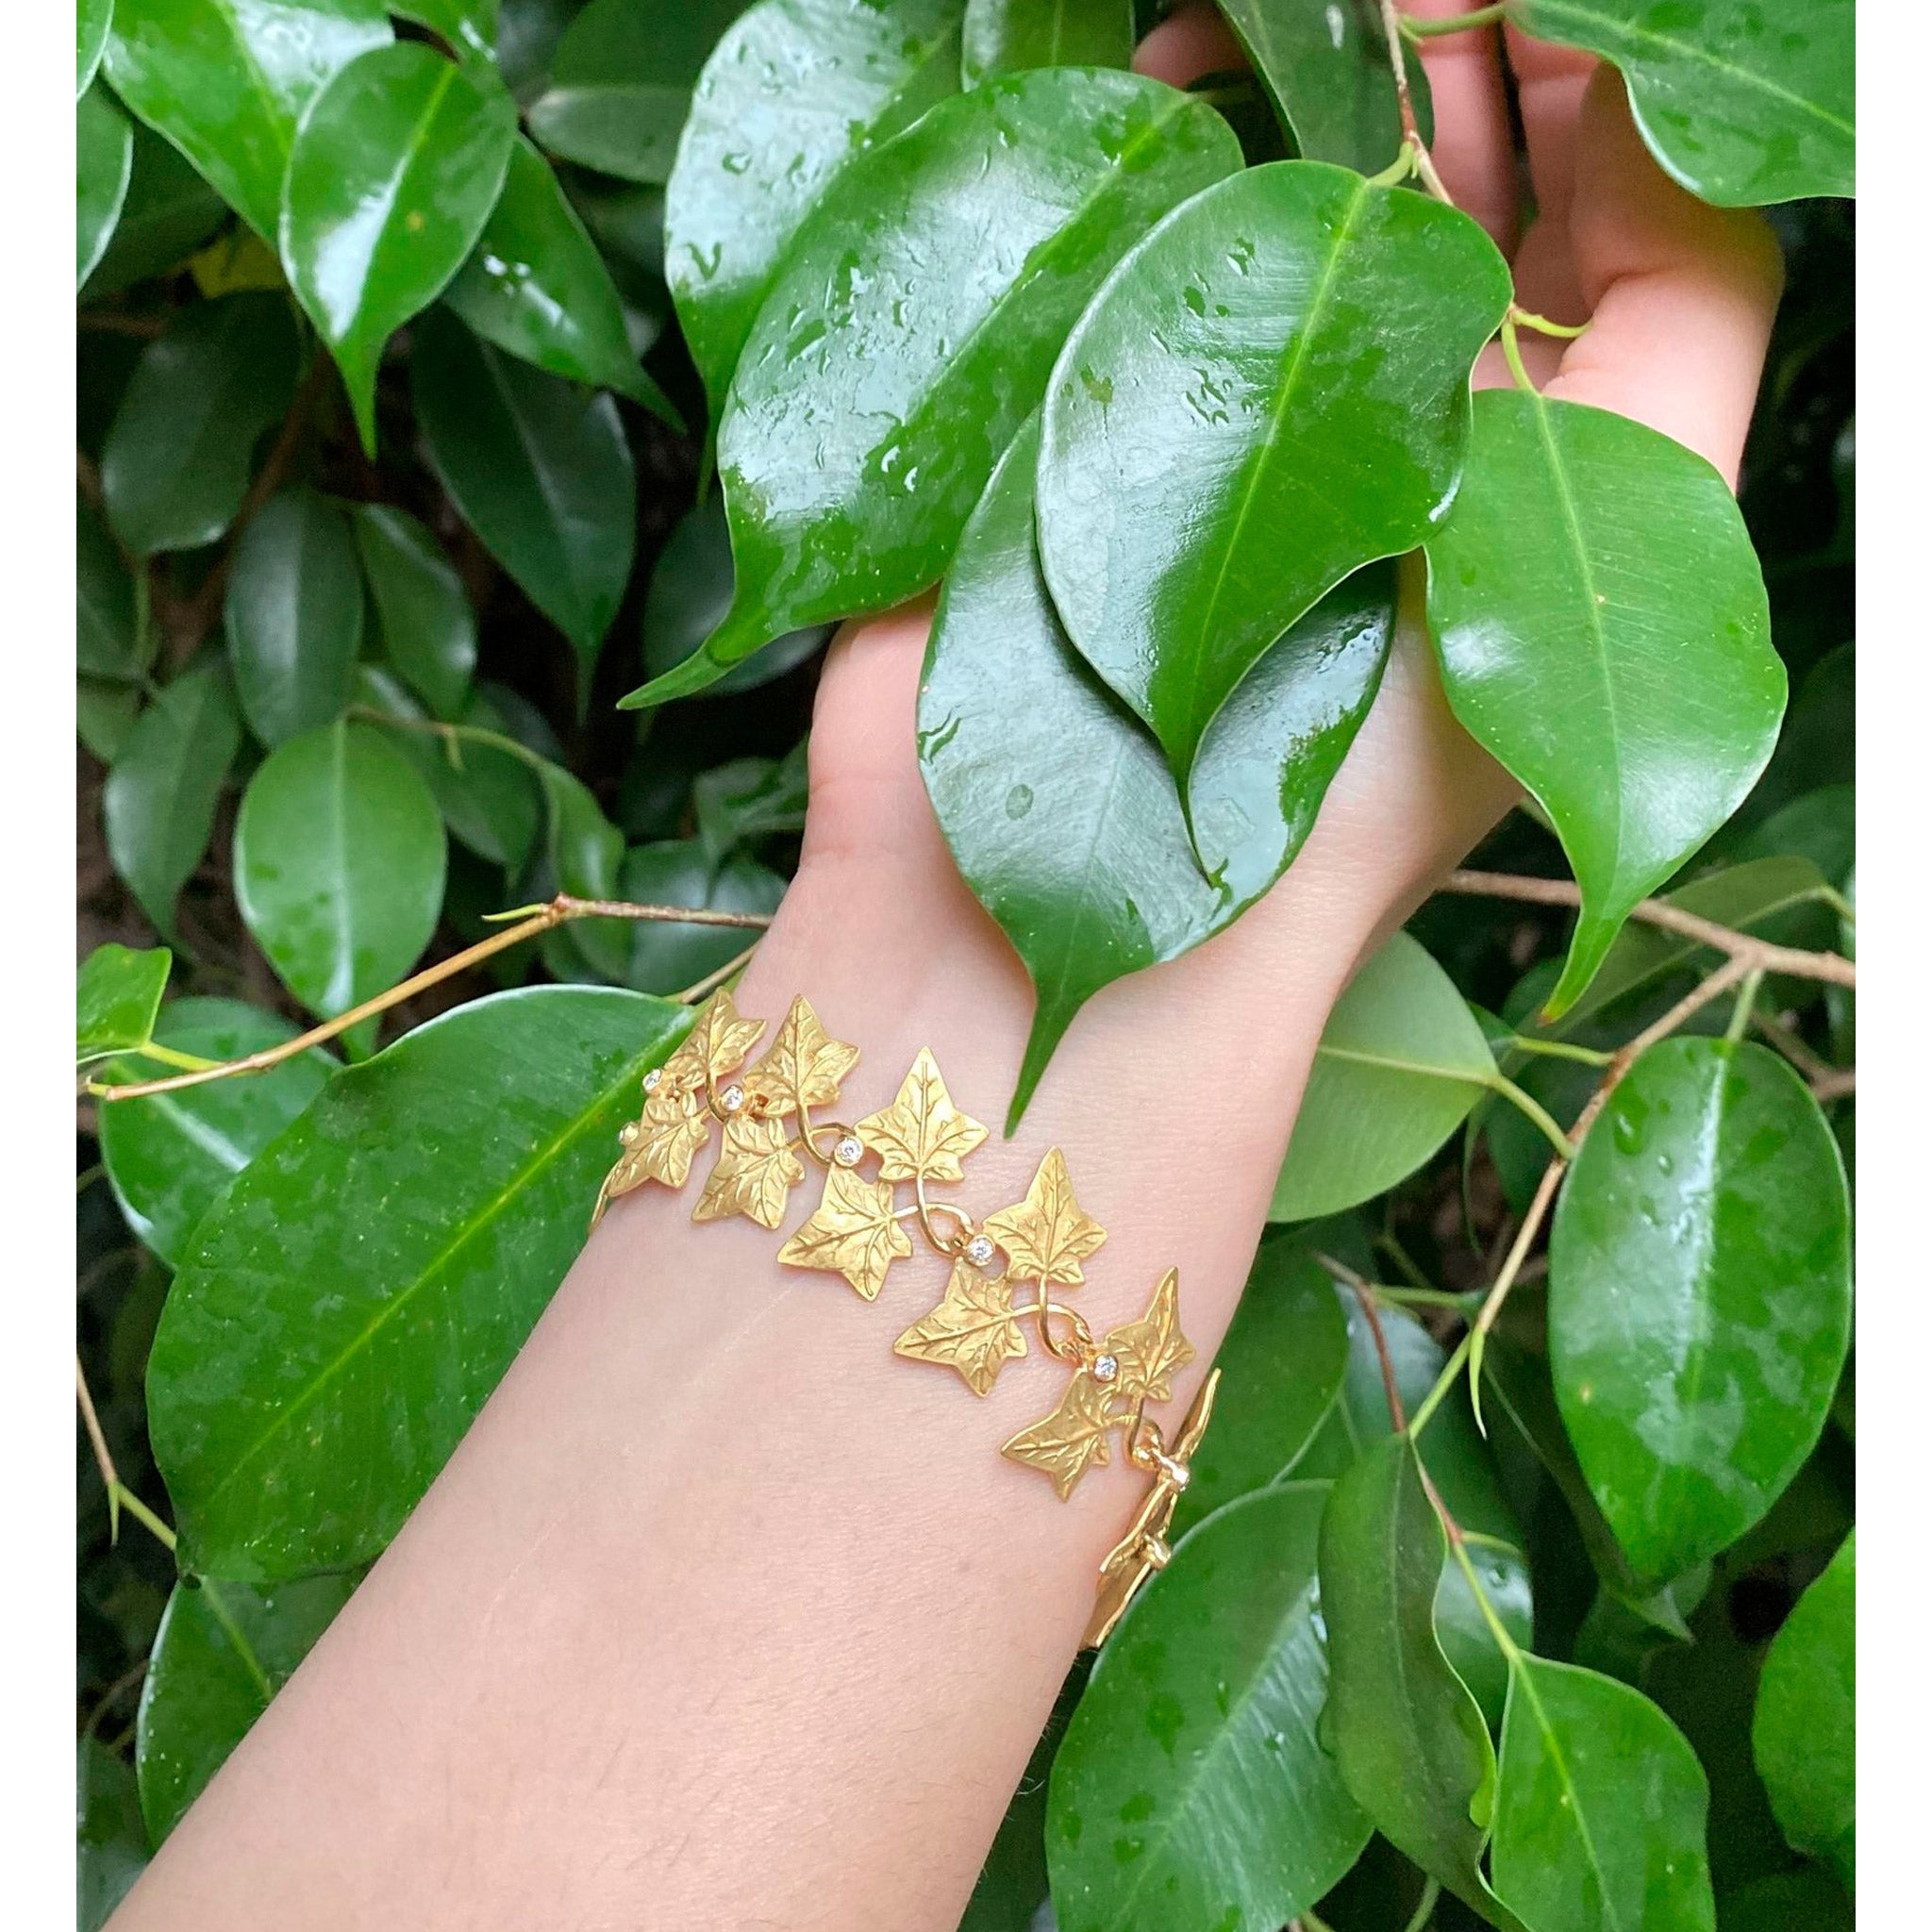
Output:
[920, 417, 1391, 1120]
[1510, 0, 1853, 205]
[1732, 782, 1855, 890]
[412, 307, 636, 684]
[82, 116, 229, 296]
[1037, 158, 1510, 784]
[634, 66, 1242, 706]
[692, 744, 808, 863]
[78, 85, 134, 289]
[611, 840, 785, 995]
[664, 0, 966, 424]
[1272, 931, 1497, 1223]
[641, 498, 830, 698]
[1318, 1434, 1526, 1929]
[78, 492, 149, 681]
[962, 1685, 1065, 1932]
[148, 986, 691, 1576]
[443, 134, 681, 424]
[281, 41, 518, 454]
[223, 486, 364, 746]
[101, 291, 302, 557]
[1752, 1531, 1854, 1885]
[1426, 390, 1784, 1017]
[79, 678, 145, 765]
[351, 506, 476, 719]
[136, 1571, 358, 1842]
[78, 1738, 149, 1932]
[77, 943, 173, 1060]
[960, 0, 1132, 84]
[103, 659, 243, 939]
[80, 0, 114, 96]
[393, 0, 502, 48]
[1170, 1237, 1348, 1537]
[104, 0, 391, 241]
[526, 0, 743, 184]
[1049, 1485, 1372, 1932]
[1215, 0, 1433, 173]
[1549, 1038, 1852, 1587]
[1717, 1865, 1853, 1932]
[1491, 1655, 1716, 1930]
[234, 720, 448, 1020]
[100, 999, 337, 1267]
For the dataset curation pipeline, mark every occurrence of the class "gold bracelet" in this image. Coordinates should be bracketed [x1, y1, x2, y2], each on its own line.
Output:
[591, 988, 1219, 1646]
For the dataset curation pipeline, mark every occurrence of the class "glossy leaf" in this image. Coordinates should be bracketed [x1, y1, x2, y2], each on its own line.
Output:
[920, 417, 1391, 1119]
[617, 840, 786, 995]
[1049, 1485, 1371, 1931]
[692, 744, 808, 862]
[148, 986, 691, 1576]
[78, 1739, 148, 1932]
[1037, 158, 1510, 782]
[224, 486, 364, 745]
[1170, 1237, 1348, 1536]
[103, 0, 391, 241]
[82, 117, 229, 296]
[443, 135, 680, 423]
[78, 492, 147, 681]
[79, 680, 144, 765]
[1216, 0, 1433, 172]
[1549, 1038, 1853, 1586]
[234, 720, 448, 1020]
[1491, 1655, 1716, 1930]
[352, 506, 476, 719]
[101, 291, 301, 557]
[282, 42, 518, 453]
[103, 659, 242, 939]
[100, 1000, 337, 1268]
[80, 0, 114, 96]
[665, 0, 967, 423]
[77, 944, 173, 1060]
[634, 67, 1242, 705]
[1752, 1531, 1854, 1884]
[136, 1572, 358, 1842]
[1319, 1434, 1526, 1929]
[1427, 389, 1783, 1017]
[1512, 0, 1853, 205]
[412, 308, 636, 682]
[1272, 930, 1496, 1223]
[960, 0, 1132, 84]
[78, 85, 135, 289]
[526, 0, 744, 183]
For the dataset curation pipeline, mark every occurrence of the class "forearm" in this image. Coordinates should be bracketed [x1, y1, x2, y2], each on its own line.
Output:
[115, 612, 1514, 1932]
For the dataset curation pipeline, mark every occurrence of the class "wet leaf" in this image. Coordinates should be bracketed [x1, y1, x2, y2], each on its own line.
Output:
[960, 0, 1132, 85]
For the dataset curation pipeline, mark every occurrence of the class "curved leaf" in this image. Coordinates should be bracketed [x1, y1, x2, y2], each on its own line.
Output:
[282, 42, 518, 453]
[80, 0, 114, 97]
[79, 492, 148, 682]
[1548, 1038, 1852, 1586]
[147, 986, 691, 1577]
[77, 943, 173, 1061]
[136, 1572, 358, 1843]
[634, 67, 1242, 705]
[1512, 0, 1853, 205]
[103, 0, 391, 240]
[78, 1739, 148, 1931]
[1049, 1485, 1371, 1932]
[961, 0, 1132, 84]
[351, 504, 476, 720]
[223, 486, 364, 746]
[78, 85, 134, 289]
[665, 0, 967, 421]
[412, 308, 636, 681]
[100, 999, 337, 1268]
[1426, 389, 1783, 1017]
[1037, 158, 1510, 783]
[83, 117, 229, 296]
[233, 720, 448, 1020]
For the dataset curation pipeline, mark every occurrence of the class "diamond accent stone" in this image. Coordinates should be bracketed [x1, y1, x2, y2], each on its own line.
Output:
[720, 1083, 746, 1113]
[833, 1135, 864, 1168]
[1092, 1354, 1120, 1383]
[642, 1069, 660, 1093]
[965, 1235, 997, 1269]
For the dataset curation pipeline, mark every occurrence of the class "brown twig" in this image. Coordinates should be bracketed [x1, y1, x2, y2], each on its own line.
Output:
[1810, 1069, 1856, 1105]
[1376, 0, 1454, 200]
[76, 1356, 121, 1543]
[1322, 1255, 1410, 1431]
[88, 895, 774, 1103]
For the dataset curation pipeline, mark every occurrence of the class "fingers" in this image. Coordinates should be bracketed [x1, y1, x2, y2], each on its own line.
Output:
[1543, 67, 1783, 485]
[1498, 25, 1599, 326]
[1132, 2, 1243, 87]
[1406, 1, 1521, 250]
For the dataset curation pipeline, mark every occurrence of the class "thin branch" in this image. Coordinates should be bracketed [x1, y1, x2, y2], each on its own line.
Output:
[76, 1356, 120, 1542]
[1811, 1068, 1856, 1105]
[672, 940, 761, 1007]
[1324, 1256, 1410, 1431]
[1375, 0, 1454, 201]
[1750, 1008, 1836, 1082]
[89, 894, 774, 1103]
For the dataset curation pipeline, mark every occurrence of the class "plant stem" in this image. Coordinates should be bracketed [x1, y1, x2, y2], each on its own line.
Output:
[1407, 1329, 1472, 1439]
[115, 1482, 178, 1553]
[1399, 1878, 1444, 1932]
[1487, 1070, 1574, 1158]
[1724, 968, 1765, 1046]
[76, 1356, 121, 1542]
[672, 940, 760, 1007]
[1375, 0, 1454, 202]
[1500, 314, 1537, 393]
[1335, 1263, 1409, 1430]
[1402, 2, 1510, 35]
[1505, 1034, 1613, 1067]
[1750, 1008, 1836, 1081]
[350, 707, 557, 775]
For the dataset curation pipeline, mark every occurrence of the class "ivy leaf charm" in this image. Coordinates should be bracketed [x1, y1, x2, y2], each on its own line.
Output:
[615, 1084, 712, 1193]
[744, 995, 859, 1118]
[856, 1047, 989, 1183]
[1103, 1268, 1195, 1406]
[777, 1165, 913, 1301]
[893, 1260, 1031, 1396]
[981, 1147, 1107, 1285]
[671, 986, 768, 1091]
[1001, 1371, 1116, 1498]
[694, 1113, 805, 1229]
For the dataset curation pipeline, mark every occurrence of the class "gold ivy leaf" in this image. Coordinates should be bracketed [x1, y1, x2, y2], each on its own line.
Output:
[776, 1165, 913, 1301]
[613, 1086, 711, 1192]
[1103, 1268, 1195, 1406]
[856, 1047, 989, 1183]
[980, 1148, 1107, 1286]
[1000, 1372, 1117, 1499]
[693, 1113, 805, 1229]
[744, 996, 859, 1119]
[893, 1261, 1030, 1395]
[678, 987, 767, 1088]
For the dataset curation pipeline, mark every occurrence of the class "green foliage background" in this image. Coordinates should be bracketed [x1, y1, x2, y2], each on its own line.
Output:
[77, 3, 1853, 1926]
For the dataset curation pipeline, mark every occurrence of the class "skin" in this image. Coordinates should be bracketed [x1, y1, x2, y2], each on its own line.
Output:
[113, 8, 1781, 1929]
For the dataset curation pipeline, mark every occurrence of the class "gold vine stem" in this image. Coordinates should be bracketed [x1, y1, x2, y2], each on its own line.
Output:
[87, 895, 774, 1104]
